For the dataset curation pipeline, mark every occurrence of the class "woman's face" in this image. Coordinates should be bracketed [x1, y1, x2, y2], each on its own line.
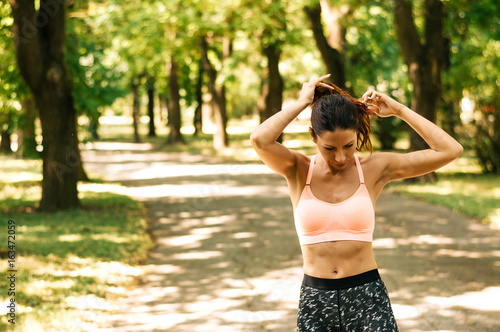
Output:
[312, 128, 358, 171]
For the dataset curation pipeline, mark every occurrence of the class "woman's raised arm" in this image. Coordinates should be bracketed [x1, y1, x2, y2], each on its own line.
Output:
[250, 74, 331, 178]
[362, 89, 464, 182]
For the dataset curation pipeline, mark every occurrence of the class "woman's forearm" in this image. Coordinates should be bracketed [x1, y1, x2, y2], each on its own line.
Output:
[250, 99, 309, 147]
[397, 106, 463, 156]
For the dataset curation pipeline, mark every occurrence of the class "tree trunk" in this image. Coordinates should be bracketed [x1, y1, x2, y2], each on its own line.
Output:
[11, 0, 80, 211]
[89, 113, 100, 141]
[394, 0, 447, 182]
[18, 97, 38, 157]
[304, 1, 347, 89]
[494, 106, 500, 173]
[147, 78, 156, 137]
[166, 56, 184, 144]
[0, 128, 12, 153]
[131, 79, 141, 143]
[200, 36, 228, 151]
[260, 43, 284, 143]
[193, 59, 203, 136]
[159, 93, 168, 123]
[0, 111, 13, 153]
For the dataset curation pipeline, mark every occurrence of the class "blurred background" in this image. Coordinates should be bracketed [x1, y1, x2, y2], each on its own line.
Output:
[1, 0, 499, 331]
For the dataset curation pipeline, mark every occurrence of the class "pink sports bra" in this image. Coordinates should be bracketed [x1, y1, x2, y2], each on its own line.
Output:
[294, 155, 375, 245]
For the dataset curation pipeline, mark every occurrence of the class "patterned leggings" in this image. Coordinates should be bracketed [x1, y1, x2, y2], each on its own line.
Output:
[297, 270, 399, 332]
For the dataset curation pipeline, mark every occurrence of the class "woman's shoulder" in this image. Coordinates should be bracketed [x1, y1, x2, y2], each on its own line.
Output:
[358, 152, 397, 164]
[358, 152, 399, 174]
[358, 152, 401, 183]
[294, 151, 312, 173]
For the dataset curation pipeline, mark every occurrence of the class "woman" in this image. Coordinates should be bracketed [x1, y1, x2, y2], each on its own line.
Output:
[250, 74, 463, 331]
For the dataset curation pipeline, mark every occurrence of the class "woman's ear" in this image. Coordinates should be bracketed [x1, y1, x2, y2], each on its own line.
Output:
[309, 127, 317, 143]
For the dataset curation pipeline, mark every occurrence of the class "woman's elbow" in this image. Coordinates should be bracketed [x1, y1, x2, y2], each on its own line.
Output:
[250, 131, 264, 149]
[448, 141, 464, 160]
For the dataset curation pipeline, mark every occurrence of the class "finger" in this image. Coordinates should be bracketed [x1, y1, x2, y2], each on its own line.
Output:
[313, 74, 331, 84]
[318, 82, 335, 89]
[362, 87, 375, 99]
[367, 90, 379, 100]
[361, 91, 374, 102]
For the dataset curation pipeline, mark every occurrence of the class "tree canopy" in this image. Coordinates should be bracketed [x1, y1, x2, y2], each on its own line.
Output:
[1, 0, 499, 181]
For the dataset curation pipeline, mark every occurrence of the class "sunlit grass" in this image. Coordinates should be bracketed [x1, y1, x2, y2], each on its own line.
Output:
[0, 156, 42, 183]
[0, 159, 153, 331]
[387, 152, 500, 227]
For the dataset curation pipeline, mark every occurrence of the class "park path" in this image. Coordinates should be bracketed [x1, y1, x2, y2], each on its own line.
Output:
[82, 142, 500, 332]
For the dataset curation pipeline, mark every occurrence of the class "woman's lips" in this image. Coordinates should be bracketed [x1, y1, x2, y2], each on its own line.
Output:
[332, 162, 346, 168]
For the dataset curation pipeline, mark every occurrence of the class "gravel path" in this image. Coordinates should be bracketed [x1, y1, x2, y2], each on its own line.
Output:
[83, 142, 500, 331]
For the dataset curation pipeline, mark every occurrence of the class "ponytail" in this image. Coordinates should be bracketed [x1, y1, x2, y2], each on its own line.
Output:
[310, 82, 376, 153]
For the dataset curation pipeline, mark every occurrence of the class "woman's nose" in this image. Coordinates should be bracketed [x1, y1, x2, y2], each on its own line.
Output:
[335, 151, 346, 163]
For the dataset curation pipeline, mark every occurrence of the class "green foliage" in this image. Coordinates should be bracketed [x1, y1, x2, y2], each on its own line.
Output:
[0, 3, 29, 138]
[2, 0, 498, 173]
[66, 13, 127, 119]
[344, 2, 409, 149]
[443, 0, 500, 173]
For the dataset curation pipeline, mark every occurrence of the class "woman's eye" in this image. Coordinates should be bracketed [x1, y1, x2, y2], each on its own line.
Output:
[345, 144, 353, 148]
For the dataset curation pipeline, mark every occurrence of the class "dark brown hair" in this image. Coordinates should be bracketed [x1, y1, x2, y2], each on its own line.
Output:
[310, 82, 376, 152]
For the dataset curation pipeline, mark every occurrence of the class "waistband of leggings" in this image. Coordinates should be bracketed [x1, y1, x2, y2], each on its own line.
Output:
[302, 269, 380, 290]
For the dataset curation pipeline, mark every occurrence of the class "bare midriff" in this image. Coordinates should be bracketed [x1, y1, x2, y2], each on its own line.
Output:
[301, 241, 377, 279]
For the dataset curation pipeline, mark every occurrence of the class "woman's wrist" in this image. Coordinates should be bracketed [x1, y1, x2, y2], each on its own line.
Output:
[295, 98, 311, 110]
[393, 105, 411, 118]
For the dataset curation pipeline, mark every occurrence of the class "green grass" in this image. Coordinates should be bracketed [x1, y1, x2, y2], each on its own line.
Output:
[386, 152, 500, 227]
[0, 159, 153, 331]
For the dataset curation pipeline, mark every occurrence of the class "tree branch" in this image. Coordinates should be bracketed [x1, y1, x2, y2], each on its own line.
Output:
[41, 0, 67, 62]
[393, 0, 422, 66]
[304, 2, 345, 88]
[424, 0, 445, 66]
[10, 0, 43, 89]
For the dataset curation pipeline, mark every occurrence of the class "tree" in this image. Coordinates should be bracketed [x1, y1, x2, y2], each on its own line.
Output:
[343, 2, 410, 150]
[0, 2, 34, 156]
[193, 59, 203, 136]
[166, 56, 184, 144]
[200, 36, 229, 150]
[240, 0, 289, 142]
[18, 98, 38, 156]
[65, 4, 127, 142]
[304, 0, 349, 88]
[146, 76, 156, 137]
[393, 0, 449, 181]
[105, 0, 167, 143]
[442, 0, 500, 173]
[131, 76, 142, 143]
[258, 1, 286, 143]
[10, 0, 81, 211]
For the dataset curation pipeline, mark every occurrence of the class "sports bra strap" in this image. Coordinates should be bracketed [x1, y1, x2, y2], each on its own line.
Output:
[305, 155, 315, 186]
[354, 155, 365, 184]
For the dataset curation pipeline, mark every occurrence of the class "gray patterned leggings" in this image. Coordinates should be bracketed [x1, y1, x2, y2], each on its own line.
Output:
[297, 270, 398, 332]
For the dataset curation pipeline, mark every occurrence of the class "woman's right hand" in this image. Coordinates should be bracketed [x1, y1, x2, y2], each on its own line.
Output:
[298, 74, 333, 106]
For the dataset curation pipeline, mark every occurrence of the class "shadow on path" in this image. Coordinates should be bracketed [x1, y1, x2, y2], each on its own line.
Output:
[83, 142, 500, 332]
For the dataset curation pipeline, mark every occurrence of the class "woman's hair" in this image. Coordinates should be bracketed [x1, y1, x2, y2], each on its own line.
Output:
[310, 82, 375, 152]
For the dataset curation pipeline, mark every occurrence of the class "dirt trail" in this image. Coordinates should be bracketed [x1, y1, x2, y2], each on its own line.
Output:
[83, 142, 500, 332]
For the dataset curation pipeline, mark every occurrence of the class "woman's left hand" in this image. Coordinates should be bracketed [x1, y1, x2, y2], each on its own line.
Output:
[361, 88, 405, 117]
